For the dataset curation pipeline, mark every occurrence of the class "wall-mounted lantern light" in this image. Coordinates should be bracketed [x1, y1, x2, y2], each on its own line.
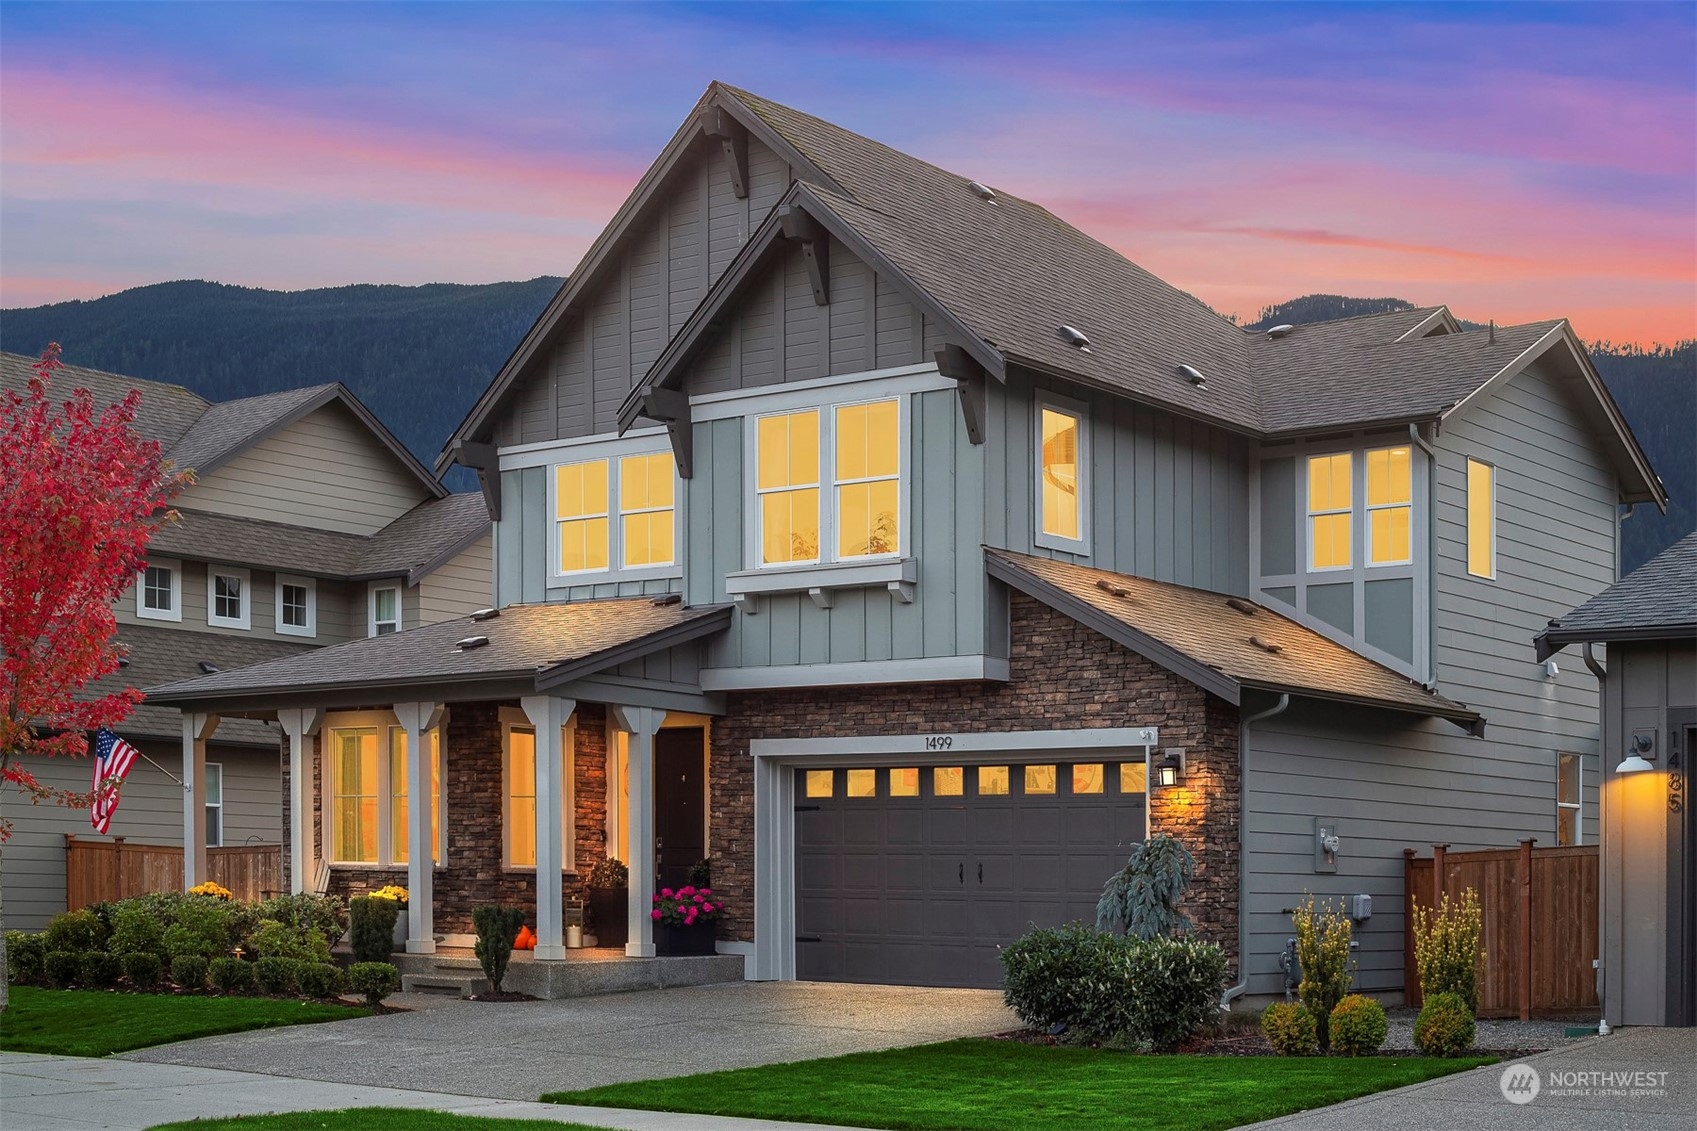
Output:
[1616, 732, 1657, 775]
[1155, 748, 1186, 788]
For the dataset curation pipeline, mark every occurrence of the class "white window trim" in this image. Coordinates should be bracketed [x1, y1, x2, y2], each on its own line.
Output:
[545, 437, 683, 584]
[1306, 452, 1354, 573]
[745, 394, 909, 571]
[1034, 391, 1090, 554]
[368, 582, 401, 637]
[1557, 752, 1583, 846]
[136, 558, 182, 622]
[204, 761, 223, 848]
[1467, 457, 1498, 580]
[1365, 445, 1414, 568]
[206, 565, 252, 630]
[275, 574, 317, 638]
[498, 706, 576, 872]
[323, 711, 446, 868]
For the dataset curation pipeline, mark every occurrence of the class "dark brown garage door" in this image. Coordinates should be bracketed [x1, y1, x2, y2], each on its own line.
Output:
[796, 761, 1147, 988]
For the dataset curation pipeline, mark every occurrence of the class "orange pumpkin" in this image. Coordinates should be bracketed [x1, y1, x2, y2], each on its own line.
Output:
[514, 924, 536, 950]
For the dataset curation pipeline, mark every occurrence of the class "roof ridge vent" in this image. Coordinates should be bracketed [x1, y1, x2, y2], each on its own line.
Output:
[455, 635, 489, 651]
[1178, 364, 1207, 387]
[470, 607, 500, 622]
[1058, 325, 1091, 352]
[1248, 635, 1283, 655]
[198, 661, 222, 674]
[1094, 578, 1132, 599]
[1225, 597, 1257, 616]
[967, 181, 996, 203]
[1266, 324, 1295, 339]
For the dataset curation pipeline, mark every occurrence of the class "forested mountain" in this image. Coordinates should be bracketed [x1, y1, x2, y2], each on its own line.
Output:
[4, 283, 1690, 571]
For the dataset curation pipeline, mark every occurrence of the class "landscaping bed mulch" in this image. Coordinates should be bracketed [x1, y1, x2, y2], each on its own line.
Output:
[993, 1027, 1543, 1058]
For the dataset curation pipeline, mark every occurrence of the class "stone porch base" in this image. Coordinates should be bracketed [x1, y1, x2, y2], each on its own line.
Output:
[392, 946, 745, 1000]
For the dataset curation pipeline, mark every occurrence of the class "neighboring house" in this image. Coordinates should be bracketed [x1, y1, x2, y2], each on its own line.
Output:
[1536, 532, 1695, 1027]
[146, 84, 1664, 1002]
[1, 353, 491, 931]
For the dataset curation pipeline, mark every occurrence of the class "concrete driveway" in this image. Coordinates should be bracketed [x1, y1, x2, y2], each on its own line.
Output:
[121, 981, 1016, 1101]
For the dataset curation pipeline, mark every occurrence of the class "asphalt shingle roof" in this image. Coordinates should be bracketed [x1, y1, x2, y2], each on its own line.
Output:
[164, 384, 337, 475]
[144, 598, 732, 705]
[1, 352, 208, 450]
[355, 493, 490, 578]
[987, 548, 1478, 726]
[92, 626, 313, 745]
[1539, 532, 1697, 648]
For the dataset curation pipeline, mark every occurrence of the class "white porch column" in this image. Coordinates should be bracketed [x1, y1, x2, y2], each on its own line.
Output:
[521, 695, 574, 961]
[277, 709, 322, 895]
[181, 712, 219, 889]
[612, 706, 664, 958]
[394, 702, 445, 954]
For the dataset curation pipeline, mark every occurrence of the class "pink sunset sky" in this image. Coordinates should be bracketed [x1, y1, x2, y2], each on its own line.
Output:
[2, 2, 1693, 345]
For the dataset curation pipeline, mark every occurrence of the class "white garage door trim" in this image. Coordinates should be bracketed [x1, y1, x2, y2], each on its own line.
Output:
[748, 725, 1158, 981]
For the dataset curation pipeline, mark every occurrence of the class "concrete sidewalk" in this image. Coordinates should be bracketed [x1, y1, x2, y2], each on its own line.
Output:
[0, 1052, 877, 1131]
[1243, 1026, 1696, 1130]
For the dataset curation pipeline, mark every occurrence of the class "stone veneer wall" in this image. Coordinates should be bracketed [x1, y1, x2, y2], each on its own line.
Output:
[707, 591, 1243, 966]
[283, 701, 609, 937]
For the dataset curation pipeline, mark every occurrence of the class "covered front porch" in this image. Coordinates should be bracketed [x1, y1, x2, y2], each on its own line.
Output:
[145, 599, 735, 971]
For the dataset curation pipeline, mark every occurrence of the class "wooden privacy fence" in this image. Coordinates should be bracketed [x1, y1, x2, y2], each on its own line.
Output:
[64, 834, 282, 908]
[1404, 840, 1598, 1019]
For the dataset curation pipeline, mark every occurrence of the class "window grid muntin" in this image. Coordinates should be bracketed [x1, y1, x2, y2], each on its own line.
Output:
[554, 458, 611, 575]
[832, 399, 901, 561]
[618, 451, 677, 569]
[756, 408, 823, 566]
[1306, 452, 1353, 571]
[330, 727, 380, 864]
[1365, 445, 1413, 566]
[1556, 752, 1582, 846]
[143, 566, 174, 611]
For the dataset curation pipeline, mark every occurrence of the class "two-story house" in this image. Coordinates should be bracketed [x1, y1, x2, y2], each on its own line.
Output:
[146, 84, 1663, 1002]
[1, 353, 491, 930]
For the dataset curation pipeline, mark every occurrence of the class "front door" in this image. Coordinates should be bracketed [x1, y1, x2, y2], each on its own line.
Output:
[655, 727, 706, 890]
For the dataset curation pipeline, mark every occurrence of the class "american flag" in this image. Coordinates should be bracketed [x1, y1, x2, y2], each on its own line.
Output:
[90, 729, 141, 834]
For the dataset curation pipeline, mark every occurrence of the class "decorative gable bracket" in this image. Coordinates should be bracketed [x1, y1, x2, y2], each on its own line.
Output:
[451, 440, 502, 521]
[934, 343, 989, 445]
[634, 386, 694, 479]
[777, 203, 830, 306]
[700, 105, 749, 200]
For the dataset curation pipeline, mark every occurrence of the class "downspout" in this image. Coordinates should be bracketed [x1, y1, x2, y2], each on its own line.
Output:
[1223, 692, 1291, 1010]
[1582, 642, 1609, 1019]
[1409, 424, 1439, 686]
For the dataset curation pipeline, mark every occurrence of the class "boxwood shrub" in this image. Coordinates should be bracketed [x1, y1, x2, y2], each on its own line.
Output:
[122, 951, 163, 988]
[6, 932, 46, 984]
[44, 910, 106, 953]
[349, 897, 399, 964]
[1329, 994, 1389, 1056]
[255, 956, 301, 995]
[170, 954, 210, 990]
[347, 961, 399, 1007]
[80, 951, 124, 988]
[209, 956, 256, 994]
[1000, 924, 1228, 1051]
[295, 962, 345, 999]
[44, 950, 83, 988]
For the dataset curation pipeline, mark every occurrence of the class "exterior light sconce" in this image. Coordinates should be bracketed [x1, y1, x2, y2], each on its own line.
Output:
[1156, 748, 1186, 788]
[1616, 732, 1656, 775]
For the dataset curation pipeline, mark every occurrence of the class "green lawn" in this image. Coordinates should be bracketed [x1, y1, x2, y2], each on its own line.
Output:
[147, 1110, 609, 1131]
[544, 1039, 1498, 1131]
[1, 986, 371, 1057]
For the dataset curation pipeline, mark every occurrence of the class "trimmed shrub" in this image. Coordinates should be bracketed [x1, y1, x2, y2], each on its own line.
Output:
[44, 909, 107, 953]
[1001, 924, 1227, 1050]
[44, 950, 83, 988]
[256, 893, 345, 941]
[7, 932, 47, 984]
[209, 956, 255, 994]
[1413, 889, 1484, 1014]
[348, 961, 399, 1008]
[255, 956, 300, 995]
[164, 898, 235, 960]
[1262, 1002, 1319, 1056]
[349, 896, 399, 964]
[248, 919, 332, 965]
[472, 905, 525, 994]
[122, 951, 163, 989]
[109, 905, 169, 965]
[80, 951, 124, 988]
[1414, 992, 1476, 1057]
[170, 954, 210, 990]
[1329, 994, 1389, 1056]
[295, 962, 345, 999]
[1291, 895, 1353, 1050]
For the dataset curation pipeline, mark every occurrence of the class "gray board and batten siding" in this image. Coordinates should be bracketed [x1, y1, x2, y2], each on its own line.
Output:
[1238, 360, 1618, 999]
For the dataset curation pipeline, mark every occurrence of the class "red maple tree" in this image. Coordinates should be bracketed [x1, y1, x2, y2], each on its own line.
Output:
[0, 343, 189, 836]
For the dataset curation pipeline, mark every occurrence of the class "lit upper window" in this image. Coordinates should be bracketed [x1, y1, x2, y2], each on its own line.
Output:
[549, 449, 676, 577]
[834, 399, 900, 559]
[1467, 458, 1495, 578]
[754, 398, 903, 568]
[1039, 407, 1082, 543]
[555, 459, 611, 574]
[619, 452, 676, 569]
[1366, 446, 1412, 565]
[1307, 453, 1353, 570]
[757, 409, 822, 565]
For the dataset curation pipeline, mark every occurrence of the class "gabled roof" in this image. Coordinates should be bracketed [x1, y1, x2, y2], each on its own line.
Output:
[91, 626, 311, 745]
[0, 352, 447, 498]
[1536, 531, 1697, 659]
[148, 493, 488, 584]
[144, 598, 732, 708]
[986, 548, 1481, 732]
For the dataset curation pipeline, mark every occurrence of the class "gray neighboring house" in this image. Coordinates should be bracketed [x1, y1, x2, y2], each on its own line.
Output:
[0, 353, 492, 931]
[1538, 532, 1696, 1028]
[145, 83, 1665, 1004]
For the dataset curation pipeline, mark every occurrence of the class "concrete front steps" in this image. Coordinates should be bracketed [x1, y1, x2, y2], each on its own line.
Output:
[393, 947, 745, 1000]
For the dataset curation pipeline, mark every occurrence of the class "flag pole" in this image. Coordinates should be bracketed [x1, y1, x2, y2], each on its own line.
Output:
[133, 747, 188, 790]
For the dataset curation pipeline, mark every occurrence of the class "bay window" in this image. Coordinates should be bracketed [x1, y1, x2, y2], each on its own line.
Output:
[327, 719, 444, 866]
[754, 397, 902, 567]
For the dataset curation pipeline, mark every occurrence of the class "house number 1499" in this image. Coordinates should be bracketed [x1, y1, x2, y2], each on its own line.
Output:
[924, 735, 954, 750]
